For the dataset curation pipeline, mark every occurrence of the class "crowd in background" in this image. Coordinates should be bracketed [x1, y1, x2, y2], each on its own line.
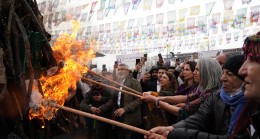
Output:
[59, 32, 260, 139]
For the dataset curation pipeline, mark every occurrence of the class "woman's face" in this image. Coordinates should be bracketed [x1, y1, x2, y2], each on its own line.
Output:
[221, 69, 243, 93]
[193, 64, 200, 84]
[239, 57, 260, 102]
[160, 73, 170, 88]
[183, 64, 194, 81]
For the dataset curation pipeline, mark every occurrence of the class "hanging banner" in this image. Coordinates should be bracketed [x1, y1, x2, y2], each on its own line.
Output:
[212, 13, 220, 24]
[156, 0, 164, 8]
[223, 0, 234, 11]
[250, 5, 260, 22]
[143, 0, 153, 10]
[119, 20, 127, 29]
[133, 26, 139, 38]
[232, 15, 244, 29]
[90, 1, 98, 14]
[244, 17, 253, 28]
[124, 2, 131, 15]
[221, 22, 229, 32]
[190, 5, 200, 16]
[80, 12, 88, 22]
[61, 10, 67, 22]
[146, 15, 154, 25]
[105, 23, 111, 33]
[79, 27, 86, 37]
[167, 10, 176, 24]
[87, 26, 92, 35]
[128, 19, 135, 29]
[113, 22, 119, 31]
[205, 1, 216, 16]
[132, 0, 141, 10]
[197, 15, 207, 32]
[99, 24, 104, 33]
[156, 13, 164, 24]
[179, 8, 188, 22]
[52, 0, 60, 8]
[237, 8, 247, 19]
[223, 10, 233, 23]
[100, 0, 106, 9]
[187, 17, 195, 29]
[226, 33, 231, 44]
[233, 32, 240, 41]
[147, 24, 155, 38]
[97, 9, 104, 20]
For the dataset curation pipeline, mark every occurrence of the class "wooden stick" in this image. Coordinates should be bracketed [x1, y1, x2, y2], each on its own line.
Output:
[49, 102, 164, 139]
[88, 70, 142, 95]
[81, 77, 142, 98]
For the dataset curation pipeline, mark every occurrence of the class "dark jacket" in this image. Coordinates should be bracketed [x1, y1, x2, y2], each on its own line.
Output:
[142, 78, 158, 92]
[80, 87, 113, 118]
[168, 91, 230, 139]
[231, 101, 260, 139]
[109, 75, 143, 126]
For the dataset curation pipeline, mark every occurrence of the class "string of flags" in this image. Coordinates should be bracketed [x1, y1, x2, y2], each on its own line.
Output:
[38, 0, 260, 55]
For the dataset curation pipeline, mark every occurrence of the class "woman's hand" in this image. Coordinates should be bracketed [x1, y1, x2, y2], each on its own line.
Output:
[141, 92, 158, 103]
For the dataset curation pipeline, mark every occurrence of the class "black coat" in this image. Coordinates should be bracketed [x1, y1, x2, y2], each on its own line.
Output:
[168, 90, 230, 139]
[80, 87, 113, 118]
[142, 78, 158, 92]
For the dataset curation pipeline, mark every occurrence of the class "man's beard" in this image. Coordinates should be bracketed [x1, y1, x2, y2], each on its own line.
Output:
[118, 74, 127, 81]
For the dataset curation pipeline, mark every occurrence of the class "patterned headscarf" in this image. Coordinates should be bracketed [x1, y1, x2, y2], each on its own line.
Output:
[243, 32, 260, 63]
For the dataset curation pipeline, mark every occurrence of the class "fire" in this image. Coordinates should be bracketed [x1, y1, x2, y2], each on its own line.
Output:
[29, 20, 96, 120]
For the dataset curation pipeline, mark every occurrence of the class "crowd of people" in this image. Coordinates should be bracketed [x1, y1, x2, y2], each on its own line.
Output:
[72, 32, 260, 139]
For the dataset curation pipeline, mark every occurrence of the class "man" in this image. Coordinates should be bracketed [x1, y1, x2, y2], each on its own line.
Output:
[80, 77, 113, 139]
[216, 52, 239, 68]
[111, 63, 142, 139]
[216, 53, 228, 67]
[167, 67, 175, 75]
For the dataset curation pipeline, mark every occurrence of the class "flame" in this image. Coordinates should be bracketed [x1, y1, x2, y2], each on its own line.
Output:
[29, 20, 96, 120]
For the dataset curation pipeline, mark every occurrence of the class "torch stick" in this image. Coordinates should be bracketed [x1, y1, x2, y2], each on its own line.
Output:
[81, 77, 142, 98]
[88, 70, 142, 96]
[48, 102, 164, 139]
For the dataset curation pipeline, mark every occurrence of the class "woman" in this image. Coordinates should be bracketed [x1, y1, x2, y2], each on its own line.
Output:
[147, 72, 178, 127]
[175, 61, 197, 96]
[142, 57, 222, 120]
[145, 55, 247, 139]
[158, 71, 178, 96]
[231, 33, 260, 139]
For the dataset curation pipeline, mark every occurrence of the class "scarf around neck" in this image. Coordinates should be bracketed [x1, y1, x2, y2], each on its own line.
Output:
[220, 86, 246, 134]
